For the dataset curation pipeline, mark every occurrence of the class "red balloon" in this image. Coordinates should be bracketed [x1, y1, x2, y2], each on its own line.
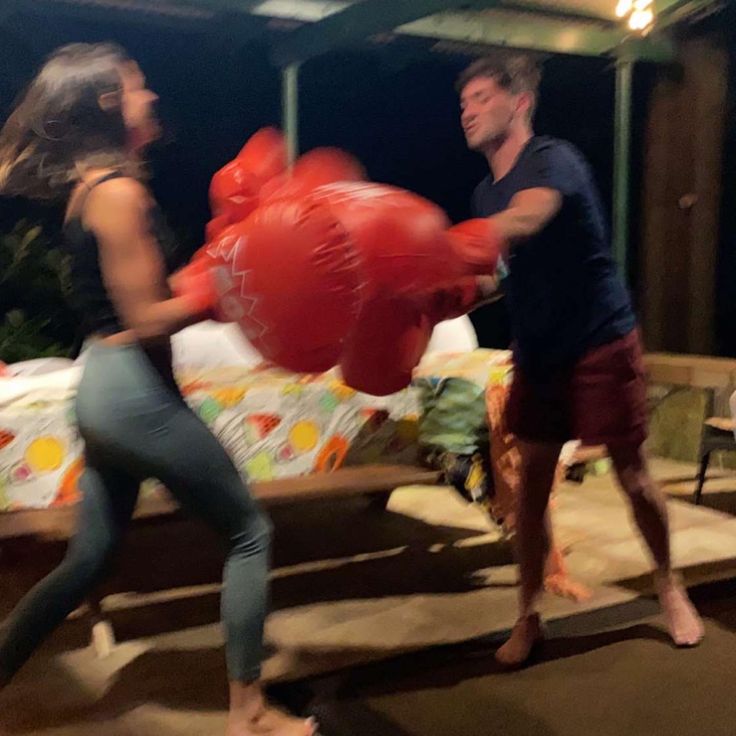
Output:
[308, 183, 464, 299]
[209, 159, 262, 224]
[447, 218, 503, 275]
[215, 198, 364, 373]
[340, 297, 432, 396]
[205, 214, 231, 244]
[209, 128, 288, 226]
[188, 245, 209, 265]
[237, 127, 287, 184]
[204, 222, 244, 265]
[261, 147, 366, 204]
[422, 277, 481, 324]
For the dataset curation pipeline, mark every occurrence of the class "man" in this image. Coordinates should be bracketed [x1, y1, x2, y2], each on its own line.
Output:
[456, 53, 703, 666]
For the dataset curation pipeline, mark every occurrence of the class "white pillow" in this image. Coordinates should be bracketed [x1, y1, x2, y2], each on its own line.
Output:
[172, 321, 264, 369]
[426, 316, 478, 355]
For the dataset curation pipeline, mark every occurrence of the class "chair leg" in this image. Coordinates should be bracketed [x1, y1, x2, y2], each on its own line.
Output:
[694, 452, 711, 505]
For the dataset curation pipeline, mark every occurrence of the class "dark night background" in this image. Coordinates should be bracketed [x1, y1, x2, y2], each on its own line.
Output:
[0, 3, 733, 357]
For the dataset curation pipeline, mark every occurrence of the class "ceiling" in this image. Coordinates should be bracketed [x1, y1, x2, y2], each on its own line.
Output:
[12, 0, 725, 62]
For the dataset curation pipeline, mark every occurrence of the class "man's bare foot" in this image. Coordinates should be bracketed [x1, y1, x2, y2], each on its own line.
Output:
[226, 707, 317, 736]
[544, 573, 593, 602]
[656, 575, 704, 647]
[495, 613, 544, 668]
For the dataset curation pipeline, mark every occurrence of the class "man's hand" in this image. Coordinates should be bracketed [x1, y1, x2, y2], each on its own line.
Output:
[475, 273, 503, 306]
[423, 274, 503, 324]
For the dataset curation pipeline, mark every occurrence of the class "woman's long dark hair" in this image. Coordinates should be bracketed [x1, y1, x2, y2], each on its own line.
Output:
[0, 42, 140, 201]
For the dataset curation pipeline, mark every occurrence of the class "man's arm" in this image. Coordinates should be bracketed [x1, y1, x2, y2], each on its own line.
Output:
[490, 187, 562, 253]
[449, 187, 563, 273]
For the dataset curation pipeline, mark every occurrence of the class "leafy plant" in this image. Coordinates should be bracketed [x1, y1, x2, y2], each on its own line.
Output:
[0, 220, 76, 363]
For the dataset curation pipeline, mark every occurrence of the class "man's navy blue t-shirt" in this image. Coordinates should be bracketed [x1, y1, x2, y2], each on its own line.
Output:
[471, 136, 636, 377]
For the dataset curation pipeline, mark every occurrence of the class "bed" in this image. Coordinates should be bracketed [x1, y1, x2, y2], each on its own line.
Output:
[0, 320, 485, 522]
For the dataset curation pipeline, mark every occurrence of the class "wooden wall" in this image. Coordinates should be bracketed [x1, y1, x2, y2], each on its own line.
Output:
[639, 37, 729, 354]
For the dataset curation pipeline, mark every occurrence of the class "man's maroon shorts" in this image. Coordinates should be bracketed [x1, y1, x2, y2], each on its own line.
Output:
[506, 330, 648, 447]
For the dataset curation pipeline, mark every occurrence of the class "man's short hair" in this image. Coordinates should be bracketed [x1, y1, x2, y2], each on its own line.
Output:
[456, 53, 542, 105]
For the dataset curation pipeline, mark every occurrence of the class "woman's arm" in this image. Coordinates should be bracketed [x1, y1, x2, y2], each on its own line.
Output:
[85, 177, 208, 340]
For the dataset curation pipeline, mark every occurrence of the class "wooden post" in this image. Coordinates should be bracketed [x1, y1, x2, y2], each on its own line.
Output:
[639, 37, 728, 354]
[282, 62, 300, 168]
[613, 56, 634, 279]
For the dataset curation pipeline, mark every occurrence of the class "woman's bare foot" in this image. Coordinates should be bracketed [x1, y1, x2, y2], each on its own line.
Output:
[227, 680, 317, 736]
[656, 574, 704, 647]
[227, 707, 317, 736]
[495, 613, 544, 668]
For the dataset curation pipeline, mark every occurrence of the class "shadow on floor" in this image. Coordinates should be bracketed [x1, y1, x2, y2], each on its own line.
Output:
[682, 489, 736, 516]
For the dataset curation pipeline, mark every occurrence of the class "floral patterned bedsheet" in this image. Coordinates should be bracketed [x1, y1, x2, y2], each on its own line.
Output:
[0, 352, 514, 513]
[0, 363, 421, 512]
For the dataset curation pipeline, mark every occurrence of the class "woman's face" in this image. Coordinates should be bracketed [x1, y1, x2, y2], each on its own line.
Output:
[118, 61, 160, 151]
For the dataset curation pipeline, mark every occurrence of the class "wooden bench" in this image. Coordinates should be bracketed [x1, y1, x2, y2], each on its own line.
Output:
[0, 464, 442, 543]
[644, 352, 736, 390]
[644, 353, 736, 503]
[527, 353, 736, 483]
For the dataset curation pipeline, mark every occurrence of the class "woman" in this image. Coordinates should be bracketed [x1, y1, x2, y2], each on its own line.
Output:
[0, 43, 316, 736]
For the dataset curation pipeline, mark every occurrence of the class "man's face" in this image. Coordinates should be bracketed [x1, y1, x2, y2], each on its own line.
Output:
[460, 76, 519, 151]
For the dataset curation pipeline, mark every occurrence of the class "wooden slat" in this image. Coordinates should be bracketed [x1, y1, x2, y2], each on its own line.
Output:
[704, 417, 735, 433]
[644, 352, 736, 389]
[254, 464, 441, 504]
[0, 464, 442, 542]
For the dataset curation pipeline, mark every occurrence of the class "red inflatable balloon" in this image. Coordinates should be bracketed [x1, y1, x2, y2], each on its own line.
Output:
[237, 127, 287, 184]
[209, 159, 262, 224]
[214, 198, 364, 373]
[447, 218, 504, 275]
[209, 128, 288, 226]
[339, 297, 432, 396]
[261, 147, 366, 204]
[205, 214, 231, 244]
[308, 183, 464, 299]
[204, 222, 244, 265]
[422, 277, 481, 324]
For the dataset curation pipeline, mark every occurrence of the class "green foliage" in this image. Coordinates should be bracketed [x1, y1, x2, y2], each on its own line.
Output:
[0, 220, 75, 363]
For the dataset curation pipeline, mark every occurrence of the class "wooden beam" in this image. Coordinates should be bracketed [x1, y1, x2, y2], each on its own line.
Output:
[490, 0, 617, 23]
[41, 0, 264, 15]
[260, 0, 673, 62]
[0, 464, 443, 542]
[645, 353, 736, 389]
[400, 9, 672, 61]
[271, 0, 501, 66]
[43, 0, 213, 19]
[654, 0, 722, 24]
